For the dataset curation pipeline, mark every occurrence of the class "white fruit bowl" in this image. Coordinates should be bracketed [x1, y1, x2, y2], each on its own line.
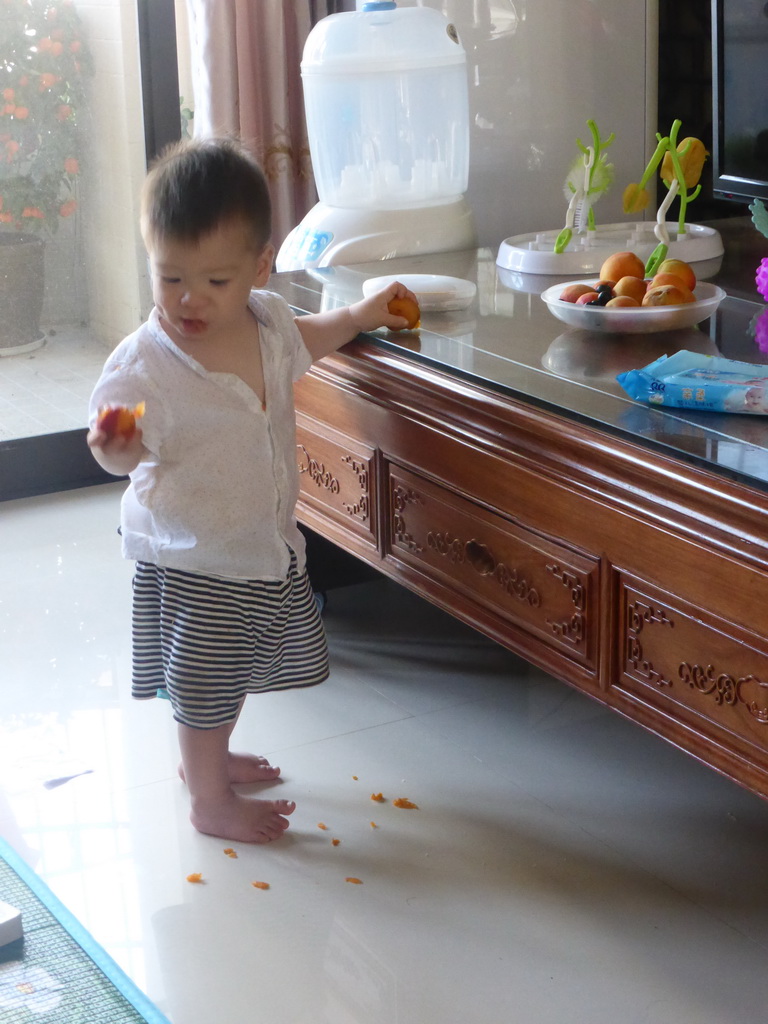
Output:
[540, 279, 727, 334]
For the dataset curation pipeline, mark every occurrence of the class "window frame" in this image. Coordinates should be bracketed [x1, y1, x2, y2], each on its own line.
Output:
[0, 0, 181, 502]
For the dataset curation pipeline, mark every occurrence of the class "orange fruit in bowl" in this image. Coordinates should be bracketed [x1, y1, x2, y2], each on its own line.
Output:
[641, 283, 696, 306]
[559, 283, 596, 303]
[654, 258, 696, 291]
[599, 251, 645, 283]
[649, 272, 693, 290]
[605, 295, 639, 308]
[613, 275, 648, 304]
[387, 295, 421, 330]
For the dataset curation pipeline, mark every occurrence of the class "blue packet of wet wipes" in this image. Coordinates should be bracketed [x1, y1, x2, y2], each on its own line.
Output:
[617, 350, 768, 414]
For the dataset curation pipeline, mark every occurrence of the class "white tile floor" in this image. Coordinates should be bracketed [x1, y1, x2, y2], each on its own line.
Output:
[3, 483, 768, 1023]
[0, 329, 111, 441]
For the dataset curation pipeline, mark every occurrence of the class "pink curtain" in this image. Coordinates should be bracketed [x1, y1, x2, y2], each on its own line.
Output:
[185, 1, 344, 250]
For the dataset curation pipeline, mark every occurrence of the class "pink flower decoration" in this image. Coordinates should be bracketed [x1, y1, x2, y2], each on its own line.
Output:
[757, 258, 768, 303]
[752, 307, 768, 354]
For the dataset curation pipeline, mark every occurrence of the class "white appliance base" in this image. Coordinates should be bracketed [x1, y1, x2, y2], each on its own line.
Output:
[496, 222, 724, 277]
[276, 198, 477, 272]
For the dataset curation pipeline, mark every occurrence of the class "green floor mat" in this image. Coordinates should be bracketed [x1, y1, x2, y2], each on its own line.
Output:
[0, 837, 170, 1023]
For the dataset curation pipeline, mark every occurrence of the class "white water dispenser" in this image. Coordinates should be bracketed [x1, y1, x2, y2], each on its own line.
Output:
[276, 0, 476, 271]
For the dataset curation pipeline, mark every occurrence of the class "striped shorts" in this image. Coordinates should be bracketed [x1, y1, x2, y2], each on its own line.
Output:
[131, 556, 329, 729]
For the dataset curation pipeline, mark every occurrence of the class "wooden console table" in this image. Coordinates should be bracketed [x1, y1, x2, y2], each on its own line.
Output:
[270, 219, 768, 801]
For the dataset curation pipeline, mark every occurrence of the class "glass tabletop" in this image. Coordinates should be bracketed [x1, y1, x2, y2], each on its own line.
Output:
[269, 219, 768, 492]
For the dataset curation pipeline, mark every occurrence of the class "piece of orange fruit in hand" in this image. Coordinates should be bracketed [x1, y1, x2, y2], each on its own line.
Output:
[387, 295, 420, 330]
[97, 401, 145, 440]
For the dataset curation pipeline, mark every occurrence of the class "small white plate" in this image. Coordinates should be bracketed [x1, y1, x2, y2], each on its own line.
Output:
[541, 279, 727, 334]
[362, 273, 477, 311]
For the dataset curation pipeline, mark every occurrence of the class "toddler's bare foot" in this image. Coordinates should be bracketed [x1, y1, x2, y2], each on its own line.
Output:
[179, 753, 280, 785]
[227, 752, 281, 784]
[190, 793, 295, 844]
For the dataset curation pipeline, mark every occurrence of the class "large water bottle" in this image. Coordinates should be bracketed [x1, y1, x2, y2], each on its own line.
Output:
[301, 1, 469, 211]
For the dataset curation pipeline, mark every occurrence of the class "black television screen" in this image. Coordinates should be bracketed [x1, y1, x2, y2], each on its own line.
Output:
[711, 0, 768, 203]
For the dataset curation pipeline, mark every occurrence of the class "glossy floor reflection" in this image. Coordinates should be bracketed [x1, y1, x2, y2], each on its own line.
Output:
[3, 483, 768, 1023]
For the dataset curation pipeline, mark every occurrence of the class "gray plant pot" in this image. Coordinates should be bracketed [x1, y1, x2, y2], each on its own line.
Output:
[0, 233, 46, 356]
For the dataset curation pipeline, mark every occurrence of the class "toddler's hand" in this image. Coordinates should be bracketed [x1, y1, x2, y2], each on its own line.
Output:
[348, 281, 420, 334]
[87, 425, 143, 452]
[86, 425, 145, 477]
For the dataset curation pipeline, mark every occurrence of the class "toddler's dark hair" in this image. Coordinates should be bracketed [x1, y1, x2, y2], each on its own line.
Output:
[141, 137, 272, 250]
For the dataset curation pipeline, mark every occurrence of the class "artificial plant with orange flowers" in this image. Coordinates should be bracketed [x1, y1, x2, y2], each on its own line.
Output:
[0, 0, 92, 232]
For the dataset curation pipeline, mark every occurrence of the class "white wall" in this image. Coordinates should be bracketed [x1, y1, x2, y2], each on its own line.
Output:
[70, 0, 150, 347]
[175, 0, 194, 131]
[412, 0, 659, 249]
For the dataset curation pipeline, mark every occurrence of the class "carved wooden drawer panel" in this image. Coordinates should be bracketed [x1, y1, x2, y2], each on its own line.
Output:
[385, 465, 599, 669]
[615, 574, 768, 759]
[296, 416, 377, 549]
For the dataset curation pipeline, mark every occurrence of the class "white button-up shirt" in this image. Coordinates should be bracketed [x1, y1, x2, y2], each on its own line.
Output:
[89, 291, 312, 580]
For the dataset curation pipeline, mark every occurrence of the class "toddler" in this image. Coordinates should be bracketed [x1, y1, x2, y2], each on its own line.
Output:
[87, 137, 415, 843]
